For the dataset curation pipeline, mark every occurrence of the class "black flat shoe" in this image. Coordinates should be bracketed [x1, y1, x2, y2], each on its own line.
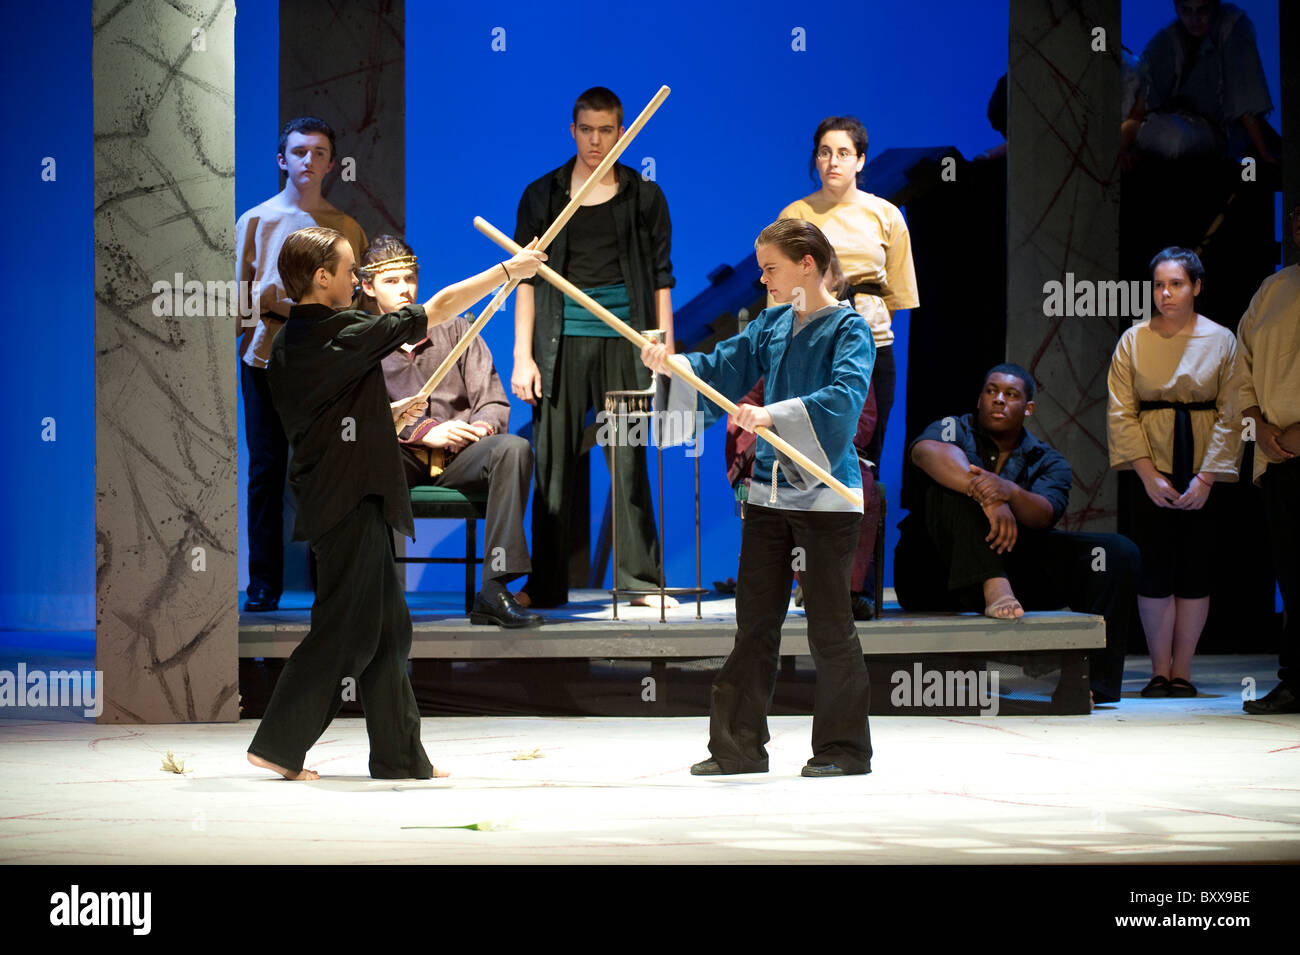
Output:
[1140, 676, 1171, 698]
[1243, 683, 1300, 715]
[690, 759, 767, 776]
[1168, 677, 1197, 698]
[243, 589, 279, 613]
[801, 762, 871, 778]
[851, 593, 876, 621]
[469, 591, 543, 628]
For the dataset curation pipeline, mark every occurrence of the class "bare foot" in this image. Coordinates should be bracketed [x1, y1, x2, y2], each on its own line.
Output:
[631, 593, 679, 609]
[432, 766, 451, 778]
[513, 590, 531, 608]
[982, 577, 1024, 620]
[248, 752, 319, 780]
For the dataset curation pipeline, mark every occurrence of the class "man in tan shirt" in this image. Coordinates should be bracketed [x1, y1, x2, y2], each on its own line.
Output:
[235, 117, 368, 612]
[1231, 200, 1300, 714]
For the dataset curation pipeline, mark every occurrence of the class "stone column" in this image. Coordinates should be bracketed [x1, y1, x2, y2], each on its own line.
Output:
[275, 0, 406, 588]
[279, 0, 405, 237]
[1007, 0, 1121, 531]
[94, 0, 239, 722]
[1282, 0, 1297, 267]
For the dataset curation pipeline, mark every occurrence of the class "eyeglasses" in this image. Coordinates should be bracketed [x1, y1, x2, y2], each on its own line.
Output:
[816, 147, 859, 163]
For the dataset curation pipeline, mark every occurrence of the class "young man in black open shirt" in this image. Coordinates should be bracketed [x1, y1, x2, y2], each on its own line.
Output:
[246, 226, 544, 780]
[510, 86, 677, 609]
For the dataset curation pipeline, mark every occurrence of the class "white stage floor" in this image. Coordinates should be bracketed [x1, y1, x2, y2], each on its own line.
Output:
[2, 656, 1297, 865]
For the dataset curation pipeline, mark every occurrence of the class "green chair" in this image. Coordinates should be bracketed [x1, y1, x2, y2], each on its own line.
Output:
[391, 486, 489, 614]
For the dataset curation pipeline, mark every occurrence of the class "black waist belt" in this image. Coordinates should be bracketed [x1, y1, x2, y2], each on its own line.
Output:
[850, 283, 888, 298]
[1140, 400, 1216, 492]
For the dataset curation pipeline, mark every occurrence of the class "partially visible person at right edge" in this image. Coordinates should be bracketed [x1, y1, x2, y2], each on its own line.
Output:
[1232, 201, 1300, 715]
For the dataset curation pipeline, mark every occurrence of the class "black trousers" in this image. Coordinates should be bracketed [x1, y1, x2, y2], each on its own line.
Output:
[895, 482, 1139, 701]
[527, 335, 662, 606]
[863, 343, 894, 469]
[401, 433, 533, 582]
[248, 495, 432, 779]
[241, 362, 288, 599]
[709, 504, 872, 773]
[1262, 458, 1300, 687]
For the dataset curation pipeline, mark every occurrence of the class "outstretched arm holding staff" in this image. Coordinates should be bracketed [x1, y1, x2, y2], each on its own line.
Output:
[398, 84, 671, 435]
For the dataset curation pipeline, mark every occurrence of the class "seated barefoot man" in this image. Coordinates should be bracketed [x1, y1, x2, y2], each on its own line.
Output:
[246, 226, 544, 780]
[894, 363, 1139, 703]
[359, 235, 542, 629]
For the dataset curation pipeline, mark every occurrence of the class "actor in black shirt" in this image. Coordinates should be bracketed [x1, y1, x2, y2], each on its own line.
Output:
[246, 226, 544, 780]
[510, 86, 676, 609]
[895, 364, 1139, 703]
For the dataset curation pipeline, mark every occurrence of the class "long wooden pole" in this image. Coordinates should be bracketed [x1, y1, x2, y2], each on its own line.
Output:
[397, 85, 671, 431]
[474, 216, 864, 508]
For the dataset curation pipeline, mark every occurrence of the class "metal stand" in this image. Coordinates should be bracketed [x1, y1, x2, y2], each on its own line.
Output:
[606, 389, 706, 622]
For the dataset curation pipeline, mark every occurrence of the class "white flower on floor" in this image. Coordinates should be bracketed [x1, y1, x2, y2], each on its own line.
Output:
[160, 750, 191, 774]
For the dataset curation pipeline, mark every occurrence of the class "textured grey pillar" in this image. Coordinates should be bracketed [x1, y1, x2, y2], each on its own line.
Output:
[1282, 0, 1297, 267]
[1008, 0, 1121, 531]
[280, 0, 405, 237]
[94, 0, 239, 723]
[274, 0, 406, 588]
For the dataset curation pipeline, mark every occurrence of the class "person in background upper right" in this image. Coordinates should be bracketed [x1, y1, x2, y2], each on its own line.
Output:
[1120, 0, 1278, 169]
[1230, 201, 1300, 715]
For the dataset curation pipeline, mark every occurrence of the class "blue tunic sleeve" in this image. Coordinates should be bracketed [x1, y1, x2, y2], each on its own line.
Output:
[656, 315, 768, 444]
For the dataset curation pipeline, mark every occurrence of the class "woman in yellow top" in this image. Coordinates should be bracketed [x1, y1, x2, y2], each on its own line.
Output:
[1107, 247, 1241, 699]
[778, 116, 919, 472]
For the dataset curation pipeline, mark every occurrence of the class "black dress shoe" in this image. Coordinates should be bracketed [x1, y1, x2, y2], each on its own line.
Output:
[851, 593, 876, 621]
[243, 589, 279, 613]
[1168, 677, 1197, 698]
[690, 759, 724, 775]
[801, 762, 871, 777]
[470, 591, 543, 629]
[1243, 683, 1300, 715]
[690, 758, 767, 776]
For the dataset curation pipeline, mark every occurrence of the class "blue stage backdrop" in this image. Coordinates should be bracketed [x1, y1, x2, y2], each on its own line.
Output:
[399, 0, 1010, 594]
[1, 0, 1283, 633]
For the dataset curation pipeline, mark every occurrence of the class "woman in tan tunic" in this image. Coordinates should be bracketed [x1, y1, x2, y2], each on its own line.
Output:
[1107, 247, 1241, 698]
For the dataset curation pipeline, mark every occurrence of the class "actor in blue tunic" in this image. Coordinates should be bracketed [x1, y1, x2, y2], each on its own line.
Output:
[642, 219, 875, 776]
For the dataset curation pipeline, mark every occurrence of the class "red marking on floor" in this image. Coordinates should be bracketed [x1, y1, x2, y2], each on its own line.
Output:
[0, 808, 68, 821]
[930, 790, 1068, 810]
[938, 719, 1035, 739]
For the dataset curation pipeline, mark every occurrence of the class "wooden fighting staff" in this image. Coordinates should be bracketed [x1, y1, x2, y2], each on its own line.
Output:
[473, 216, 865, 509]
[396, 85, 672, 433]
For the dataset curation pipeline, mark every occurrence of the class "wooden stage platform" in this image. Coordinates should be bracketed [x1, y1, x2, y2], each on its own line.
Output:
[239, 590, 1103, 716]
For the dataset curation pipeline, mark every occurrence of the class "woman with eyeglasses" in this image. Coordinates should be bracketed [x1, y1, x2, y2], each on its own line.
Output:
[778, 117, 918, 474]
[777, 117, 918, 611]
